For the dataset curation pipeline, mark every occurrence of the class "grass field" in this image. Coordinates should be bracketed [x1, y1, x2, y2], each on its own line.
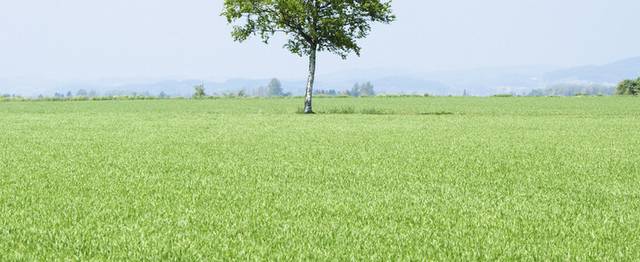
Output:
[1, 97, 639, 260]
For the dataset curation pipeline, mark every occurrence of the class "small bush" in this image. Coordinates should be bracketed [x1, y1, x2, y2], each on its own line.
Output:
[325, 107, 356, 114]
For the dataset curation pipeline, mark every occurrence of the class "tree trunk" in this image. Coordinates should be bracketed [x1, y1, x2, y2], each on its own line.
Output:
[303, 47, 317, 114]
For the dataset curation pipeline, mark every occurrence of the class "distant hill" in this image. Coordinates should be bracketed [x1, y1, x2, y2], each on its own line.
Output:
[543, 57, 640, 84]
[2, 57, 640, 97]
[316, 66, 553, 96]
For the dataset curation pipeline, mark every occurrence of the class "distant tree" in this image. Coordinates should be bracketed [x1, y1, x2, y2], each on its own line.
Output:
[267, 78, 284, 97]
[349, 83, 361, 97]
[76, 89, 88, 97]
[349, 82, 375, 97]
[616, 78, 640, 96]
[256, 86, 267, 97]
[359, 82, 375, 96]
[193, 84, 206, 98]
[88, 90, 98, 97]
[66, 91, 72, 97]
[159, 91, 168, 98]
[222, 0, 395, 113]
[315, 89, 338, 96]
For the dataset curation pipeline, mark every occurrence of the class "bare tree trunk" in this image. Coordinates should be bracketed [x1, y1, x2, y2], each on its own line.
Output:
[303, 47, 317, 114]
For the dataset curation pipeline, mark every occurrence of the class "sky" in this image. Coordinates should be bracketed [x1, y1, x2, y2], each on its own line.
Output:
[1, 0, 640, 82]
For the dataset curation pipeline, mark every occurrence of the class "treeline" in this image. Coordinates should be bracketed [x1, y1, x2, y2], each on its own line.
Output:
[314, 82, 376, 97]
[0, 79, 294, 101]
[246, 78, 291, 97]
[194, 78, 292, 98]
[0, 94, 176, 102]
[1, 90, 176, 102]
[528, 83, 616, 96]
[527, 77, 640, 97]
[192, 80, 378, 98]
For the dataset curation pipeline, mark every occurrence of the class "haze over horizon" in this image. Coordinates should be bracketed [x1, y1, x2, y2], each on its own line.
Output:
[2, 0, 640, 84]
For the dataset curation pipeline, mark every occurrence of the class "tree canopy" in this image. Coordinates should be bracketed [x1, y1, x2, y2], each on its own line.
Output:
[267, 78, 285, 96]
[350, 82, 375, 97]
[193, 84, 206, 98]
[222, 0, 395, 58]
[616, 78, 640, 96]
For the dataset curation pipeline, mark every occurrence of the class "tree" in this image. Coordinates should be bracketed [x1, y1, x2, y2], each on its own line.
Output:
[349, 82, 375, 97]
[267, 78, 284, 96]
[193, 84, 206, 98]
[350, 83, 361, 97]
[315, 89, 338, 96]
[359, 82, 375, 96]
[76, 89, 88, 97]
[616, 78, 640, 96]
[222, 0, 395, 113]
[254, 86, 267, 97]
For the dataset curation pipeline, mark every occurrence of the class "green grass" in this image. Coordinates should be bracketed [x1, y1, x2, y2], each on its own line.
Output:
[1, 97, 639, 260]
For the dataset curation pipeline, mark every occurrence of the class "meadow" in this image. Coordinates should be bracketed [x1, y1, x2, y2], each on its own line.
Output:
[0, 96, 639, 260]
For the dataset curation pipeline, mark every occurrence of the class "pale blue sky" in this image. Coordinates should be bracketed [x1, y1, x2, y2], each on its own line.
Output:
[1, 0, 639, 81]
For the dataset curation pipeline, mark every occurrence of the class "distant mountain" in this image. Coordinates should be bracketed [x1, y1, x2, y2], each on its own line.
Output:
[421, 66, 554, 96]
[2, 57, 639, 97]
[366, 76, 450, 95]
[543, 57, 640, 84]
[312, 71, 451, 95]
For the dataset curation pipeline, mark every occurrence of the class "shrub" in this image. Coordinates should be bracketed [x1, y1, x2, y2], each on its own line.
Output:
[325, 107, 356, 114]
[193, 84, 207, 98]
[616, 78, 640, 96]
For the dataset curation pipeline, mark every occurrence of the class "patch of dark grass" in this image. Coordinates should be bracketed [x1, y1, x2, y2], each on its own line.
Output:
[297, 107, 457, 116]
[298, 107, 456, 116]
[418, 111, 455, 116]
[311, 107, 392, 115]
[359, 108, 387, 115]
[322, 107, 356, 114]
